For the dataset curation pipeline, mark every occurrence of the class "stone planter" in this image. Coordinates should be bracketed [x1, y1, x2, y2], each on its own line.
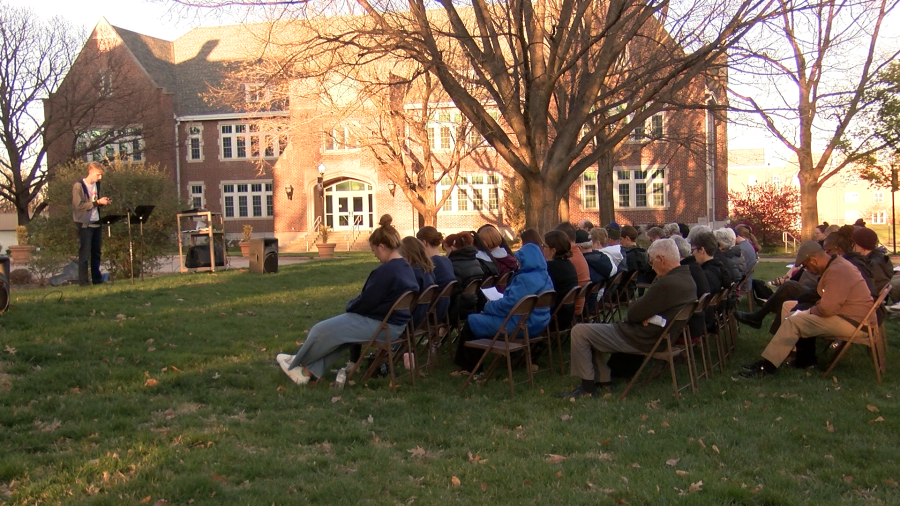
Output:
[239, 241, 250, 258]
[316, 243, 337, 259]
[8, 245, 34, 264]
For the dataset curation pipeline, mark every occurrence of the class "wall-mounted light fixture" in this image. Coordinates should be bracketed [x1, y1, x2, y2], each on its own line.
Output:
[284, 184, 294, 200]
[388, 181, 397, 197]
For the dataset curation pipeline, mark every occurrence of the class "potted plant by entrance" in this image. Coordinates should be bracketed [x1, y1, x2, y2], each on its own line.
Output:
[239, 224, 252, 258]
[9, 225, 35, 264]
[315, 225, 337, 259]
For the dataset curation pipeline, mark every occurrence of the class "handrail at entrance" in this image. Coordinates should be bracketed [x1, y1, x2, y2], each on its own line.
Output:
[783, 231, 799, 253]
[308, 216, 322, 252]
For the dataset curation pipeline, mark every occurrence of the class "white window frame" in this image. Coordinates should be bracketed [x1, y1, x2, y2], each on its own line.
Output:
[243, 83, 271, 103]
[187, 181, 205, 209]
[748, 174, 758, 186]
[772, 175, 781, 186]
[77, 127, 144, 163]
[221, 180, 274, 220]
[435, 173, 501, 213]
[871, 210, 888, 225]
[873, 191, 884, 204]
[219, 122, 286, 161]
[323, 125, 359, 152]
[614, 166, 667, 209]
[627, 111, 665, 142]
[427, 111, 460, 152]
[844, 192, 859, 203]
[187, 124, 204, 162]
[582, 171, 599, 209]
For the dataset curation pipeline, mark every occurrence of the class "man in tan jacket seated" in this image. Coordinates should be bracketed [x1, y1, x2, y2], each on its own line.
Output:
[740, 241, 873, 378]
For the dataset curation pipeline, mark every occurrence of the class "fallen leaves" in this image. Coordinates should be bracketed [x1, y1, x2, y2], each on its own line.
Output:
[675, 470, 690, 477]
[144, 378, 159, 387]
[407, 446, 427, 459]
[467, 452, 488, 464]
[826, 420, 835, 433]
[866, 404, 880, 413]
[546, 454, 567, 464]
[870, 416, 885, 424]
[665, 458, 680, 467]
[451, 476, 461, 487]
[560, 414, 572, 421]
[3, 345, 15, 355]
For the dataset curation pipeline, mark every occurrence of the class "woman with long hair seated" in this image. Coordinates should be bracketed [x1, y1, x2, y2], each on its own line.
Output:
[276, 215, 419, 386]
[416, 226, 455, 323]
[443, 231, 493, 326]
[400, 236, 436, 328]
[542, 230, 579, 332]
[453, 242, 554, 372]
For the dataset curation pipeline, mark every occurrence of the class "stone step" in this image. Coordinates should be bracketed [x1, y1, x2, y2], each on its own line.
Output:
[281, 230, 370, 253]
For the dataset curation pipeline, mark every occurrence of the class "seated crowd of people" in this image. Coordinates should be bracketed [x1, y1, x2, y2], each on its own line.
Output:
[275, 214, 893, 397]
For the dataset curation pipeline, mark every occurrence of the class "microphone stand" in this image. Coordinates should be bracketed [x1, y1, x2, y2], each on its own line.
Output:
[126, 206, 134, 285]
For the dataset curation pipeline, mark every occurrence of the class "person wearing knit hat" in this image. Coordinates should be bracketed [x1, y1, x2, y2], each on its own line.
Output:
[851, 227, 877, 251]
[605, 221, 621, 241]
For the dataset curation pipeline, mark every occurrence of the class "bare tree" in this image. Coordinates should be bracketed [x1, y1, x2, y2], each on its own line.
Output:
[729, 0, 900, 238]
[172, 0, 774, 232]
[0, 4, 164, 224]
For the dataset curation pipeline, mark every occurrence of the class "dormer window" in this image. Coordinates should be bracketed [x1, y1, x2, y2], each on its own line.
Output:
[244, 83, 270, 103]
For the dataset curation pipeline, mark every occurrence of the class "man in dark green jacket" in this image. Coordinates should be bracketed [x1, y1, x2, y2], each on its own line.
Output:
[558, 238, 696, 398]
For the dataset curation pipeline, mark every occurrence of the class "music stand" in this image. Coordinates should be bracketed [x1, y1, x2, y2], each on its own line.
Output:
[98, 215, 125, 238]
[129, 206, 155, 281]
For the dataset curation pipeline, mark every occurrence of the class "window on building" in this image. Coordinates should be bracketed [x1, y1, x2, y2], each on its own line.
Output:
[748, 174, 757, 186]
[844, 192, 859, 203]
[188, 183, 205, 209]
[614, 167, 666, 208]
[582, 172, 598, 209]
[97, 70, 112, 98]
[243, 83, 270, 103]
[220, 122, 286, 160]
[221, 181, 274, 219]
[844, 209, 860, 223]
[872, 210, 888, 225]
[77, 127, 144, 163]
[323, 125, 357, 152]
[772, 175, 781, 186]
[629, 112, 665, 141]
[435, 173, 502, 212]
[873, 191, 884, 204]
[187, 125, 203, 161]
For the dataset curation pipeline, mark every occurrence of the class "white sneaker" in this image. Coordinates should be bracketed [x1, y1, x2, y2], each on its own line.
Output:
[277, 354, 310, 385]
[887, 302, 900, 312]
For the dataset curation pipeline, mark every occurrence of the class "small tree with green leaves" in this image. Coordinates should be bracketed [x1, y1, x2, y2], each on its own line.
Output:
[29, 161, 183, 279]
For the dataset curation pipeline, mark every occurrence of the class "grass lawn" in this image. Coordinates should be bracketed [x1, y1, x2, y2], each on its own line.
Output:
[1, 258, 898, 505]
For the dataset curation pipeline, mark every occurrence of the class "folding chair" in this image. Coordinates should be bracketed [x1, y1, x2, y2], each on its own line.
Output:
[422, 280, 457, 370]
[576, 282, 600, 323]
[611, 270, 640, 321]
[543, 285, 580, 374]
[681, 293, 711, 389]
[460, 295, 538, 398]
[480, 275, 497, 289]
[345, 291, 417, 390]
[619, 301, 698, 400]
[822, 284, 891, 383]
[738, 264, 758, 311]
[496, 271, 513, 292]
[597, 272, 624, 323]
[407, 284, 439, 378]
[453, 278, 483, 337]
[514, 290, 556, 375]
[719, 286, 738, 359]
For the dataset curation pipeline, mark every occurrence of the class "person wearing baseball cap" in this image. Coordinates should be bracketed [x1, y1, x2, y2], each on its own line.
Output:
[740, 240, 873, 378]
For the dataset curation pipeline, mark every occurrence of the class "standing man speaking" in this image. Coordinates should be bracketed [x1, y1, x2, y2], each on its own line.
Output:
[72, 162, 111, 286]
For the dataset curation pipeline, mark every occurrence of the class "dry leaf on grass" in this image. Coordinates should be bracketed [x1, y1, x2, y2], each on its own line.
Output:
[546, 454, 567, 464]
[866, 405, 880, 413]
[451, 476, 461, 487]
[467, 452, 488, 464]
[631, 463, 641, 468]
[712, 445, 720, 454]
[144, 378, 159, 387]
[676, 470, 690, 477]
[844, 475, 854, 483]
[666, 458, 680, 466]
[884, 478, 898, 487]
[4, 345, 15, 355]
[407, 446, 427, 459]
[561, 414, 572, 421]
[826, 420, 835, 433]
[331, 396, 341, 404]
[870, 416, 885, 424]
[481, 483, 487, 492]
[688, 481, 703, 493]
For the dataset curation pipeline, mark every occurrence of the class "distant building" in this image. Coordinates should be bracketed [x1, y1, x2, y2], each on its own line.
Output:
[47, 18, 729, 250]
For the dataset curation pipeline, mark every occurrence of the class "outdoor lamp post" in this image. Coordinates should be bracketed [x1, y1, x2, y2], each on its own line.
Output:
[318, 164, 326, 228]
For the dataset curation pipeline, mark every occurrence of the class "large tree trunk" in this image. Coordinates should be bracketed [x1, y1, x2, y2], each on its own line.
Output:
[598, 151, 615, 225]
[16, 195, 31, 225]
[797, 154, 820, 240]
[523, 176, 563, 233]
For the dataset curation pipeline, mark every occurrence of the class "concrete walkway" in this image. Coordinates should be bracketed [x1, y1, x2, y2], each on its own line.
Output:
[154, 253, 310, 275]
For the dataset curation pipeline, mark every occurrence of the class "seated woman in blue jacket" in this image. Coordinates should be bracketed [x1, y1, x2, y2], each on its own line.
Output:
[276, 215, 419, 386]
[453, 242, 554, 372]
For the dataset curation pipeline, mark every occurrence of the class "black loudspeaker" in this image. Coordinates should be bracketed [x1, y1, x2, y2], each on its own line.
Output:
[185, 244, 225, 268]
[249, 238, 278, 274]
[0, 256, 8, 313]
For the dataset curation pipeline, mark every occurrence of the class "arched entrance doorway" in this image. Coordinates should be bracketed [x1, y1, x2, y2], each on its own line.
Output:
[324, 179, 374, 231]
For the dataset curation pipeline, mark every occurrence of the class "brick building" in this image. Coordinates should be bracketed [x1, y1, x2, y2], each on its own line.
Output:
[46, 18, 729, 251]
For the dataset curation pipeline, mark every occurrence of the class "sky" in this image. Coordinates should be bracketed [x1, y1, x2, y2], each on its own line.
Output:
[15, 0, 785, 156]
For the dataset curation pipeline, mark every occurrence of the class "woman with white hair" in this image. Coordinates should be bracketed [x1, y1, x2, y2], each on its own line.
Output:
[714, 227, 745, 284]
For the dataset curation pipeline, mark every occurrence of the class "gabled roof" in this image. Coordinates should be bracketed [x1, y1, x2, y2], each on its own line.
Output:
[111, 24, 176, 95]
